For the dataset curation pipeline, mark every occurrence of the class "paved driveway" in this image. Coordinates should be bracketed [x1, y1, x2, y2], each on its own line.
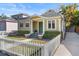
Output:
[54, 32, 79, 56]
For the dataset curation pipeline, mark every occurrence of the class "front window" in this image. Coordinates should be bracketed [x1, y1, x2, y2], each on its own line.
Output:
[52, 20, 55, 28]
[48, 20, 55, 29]
[48, 21, 51, 29]
[26, 23, 29, 27]
[20, 23, 23, 27]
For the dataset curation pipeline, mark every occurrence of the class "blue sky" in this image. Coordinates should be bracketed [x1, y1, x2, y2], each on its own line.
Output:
[0, 3, 78, 16]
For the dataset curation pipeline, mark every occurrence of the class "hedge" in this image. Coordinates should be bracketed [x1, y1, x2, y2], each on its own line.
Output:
[16, 30, 30, 36]
[43, 31, 60, 40]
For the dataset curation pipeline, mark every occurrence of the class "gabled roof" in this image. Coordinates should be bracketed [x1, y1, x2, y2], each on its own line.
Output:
[12, 13, 29, 17]
[0, 18, 17, 22]
[11, 13, 30, 20]
[41, 9, 60, 17]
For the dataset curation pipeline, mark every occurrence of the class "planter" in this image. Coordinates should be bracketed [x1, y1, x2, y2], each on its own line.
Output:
[24, 34, 30, 38]
[76, 26, 79, 33]
[38, 35, 42, 39]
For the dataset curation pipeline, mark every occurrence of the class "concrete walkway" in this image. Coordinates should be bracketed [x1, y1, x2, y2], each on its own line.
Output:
[54, 32, 79, 56]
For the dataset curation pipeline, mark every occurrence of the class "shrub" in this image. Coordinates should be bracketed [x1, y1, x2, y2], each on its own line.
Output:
[16, 30, 30, 36]
[43, 31, 60, 40]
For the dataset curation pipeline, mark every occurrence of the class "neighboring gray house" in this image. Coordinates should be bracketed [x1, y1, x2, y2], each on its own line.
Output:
[0, 18, 18, 33]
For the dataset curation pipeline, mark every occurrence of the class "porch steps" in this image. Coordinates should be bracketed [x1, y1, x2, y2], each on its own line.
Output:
[29, 33, 38, 38]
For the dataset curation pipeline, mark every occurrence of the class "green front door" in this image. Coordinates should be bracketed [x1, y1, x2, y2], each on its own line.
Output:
[39, 22, 43, 34]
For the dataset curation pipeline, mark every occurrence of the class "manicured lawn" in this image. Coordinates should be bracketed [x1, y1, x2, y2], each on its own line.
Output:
[6, 36, 26, 41]
[28, 40, 47, 44]
[6, 36, 47, 44]
[21, 39, 47, 44]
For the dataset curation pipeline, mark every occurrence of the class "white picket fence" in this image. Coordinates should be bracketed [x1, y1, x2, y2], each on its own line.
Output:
[0, 34, 61, 56]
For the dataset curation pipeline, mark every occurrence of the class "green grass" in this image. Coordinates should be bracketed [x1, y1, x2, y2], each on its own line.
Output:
[6, 36, 47, 44]
[43, 31, 60, 40]
[6, 36, 26, 41]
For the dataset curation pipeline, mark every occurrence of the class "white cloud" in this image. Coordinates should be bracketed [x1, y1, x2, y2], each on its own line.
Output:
[0, 3, 48, 16]
[33, 9, 46, 15]
[0, 3, 33, 16]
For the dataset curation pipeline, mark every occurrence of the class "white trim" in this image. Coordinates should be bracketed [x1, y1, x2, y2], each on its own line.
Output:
[54, 19, 57, 30]
[59, 19, 61, 31]
[43, 20, 44, 35]
[37, 21, 39, 33]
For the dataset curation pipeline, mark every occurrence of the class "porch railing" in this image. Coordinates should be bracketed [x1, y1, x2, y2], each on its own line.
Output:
[0, 34, 61, 56]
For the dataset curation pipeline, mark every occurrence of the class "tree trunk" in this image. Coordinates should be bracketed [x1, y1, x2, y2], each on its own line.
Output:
[76, 26, 79, 33]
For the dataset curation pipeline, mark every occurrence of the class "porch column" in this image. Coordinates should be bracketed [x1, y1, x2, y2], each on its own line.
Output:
[43, 19, 45, 34]
[37, 21, 39, 33]
[59, 19, 61, 31]
[30, 20, 33, 34]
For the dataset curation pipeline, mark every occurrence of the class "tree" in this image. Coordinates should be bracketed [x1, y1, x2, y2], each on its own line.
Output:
[60, 4, 78, 31]
[0, 14, 9, 19]
[73, 10, 79, 26]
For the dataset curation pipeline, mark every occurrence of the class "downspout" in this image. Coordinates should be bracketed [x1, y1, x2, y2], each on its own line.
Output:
[60, 14, 65, 42]
[60, 15, 63, 42]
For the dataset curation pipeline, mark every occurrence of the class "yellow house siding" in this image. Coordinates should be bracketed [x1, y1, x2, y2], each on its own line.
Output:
[58, 19, 62, 31]
[44, 19, 48, 31]
[56, 19, 59, 31]
[55, 18, 62, 31]
[44, 17, 61, 31]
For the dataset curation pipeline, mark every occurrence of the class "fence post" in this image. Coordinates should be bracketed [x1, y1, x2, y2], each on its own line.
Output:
[0, 40, 5, 50]
[41, 45, 49, 56]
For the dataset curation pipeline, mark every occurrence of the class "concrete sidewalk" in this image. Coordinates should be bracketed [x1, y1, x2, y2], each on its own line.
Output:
[54, 44, 72, 56]
[54, 32, 79, 56]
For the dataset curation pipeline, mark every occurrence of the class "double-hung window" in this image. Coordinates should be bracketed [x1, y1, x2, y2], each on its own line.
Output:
[52, 20, 55, 28]
[20, 23, 23, 27]
[48, 21, 51, 29]
[26, 23, 29, 27]
[48, 20, 55, 30]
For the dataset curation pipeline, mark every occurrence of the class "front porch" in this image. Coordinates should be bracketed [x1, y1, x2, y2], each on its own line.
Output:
[30, 17, 45, 36]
